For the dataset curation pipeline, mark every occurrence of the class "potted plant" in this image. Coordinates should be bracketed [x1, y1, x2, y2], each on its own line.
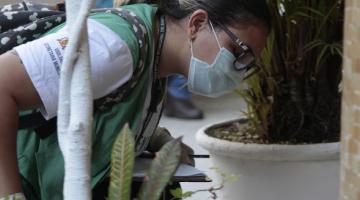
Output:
[196, 1, 344, 200]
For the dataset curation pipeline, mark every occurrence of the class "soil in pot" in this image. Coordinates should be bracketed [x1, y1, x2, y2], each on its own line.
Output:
[206, 119, 340, 145]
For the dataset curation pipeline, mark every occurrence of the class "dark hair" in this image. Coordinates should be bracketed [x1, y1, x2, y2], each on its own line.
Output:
[158, 0, 272, 31]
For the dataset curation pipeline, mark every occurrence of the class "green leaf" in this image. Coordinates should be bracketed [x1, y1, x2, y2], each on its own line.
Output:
[170, 188, 183, 198]
[138, 138, 182, 200]
[182, 191, 194, 198]
[108, 123, 135, 200]
[315, 45, 329, 73]
[170, 189, 194, 199]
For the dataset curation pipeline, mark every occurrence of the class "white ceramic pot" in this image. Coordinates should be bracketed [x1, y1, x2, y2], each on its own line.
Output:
[196, 119, 340, 200]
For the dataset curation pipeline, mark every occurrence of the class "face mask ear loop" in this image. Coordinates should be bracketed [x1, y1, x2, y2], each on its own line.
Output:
[209, 20, 222, 50]
[190, 39, 194, 57]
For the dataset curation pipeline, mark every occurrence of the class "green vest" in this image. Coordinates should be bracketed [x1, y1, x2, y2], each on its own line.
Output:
[16, 4, 164, 200]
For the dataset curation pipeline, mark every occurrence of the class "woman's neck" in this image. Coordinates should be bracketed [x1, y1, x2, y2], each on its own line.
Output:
[155, 16, 189, 78]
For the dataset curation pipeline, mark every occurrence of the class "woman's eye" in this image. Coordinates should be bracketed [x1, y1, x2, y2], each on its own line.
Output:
[234, 45, 247, 56]
[233, 48, 241, 57]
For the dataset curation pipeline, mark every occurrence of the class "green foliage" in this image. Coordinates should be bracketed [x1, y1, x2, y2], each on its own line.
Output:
[138, 138, 182, 200]
[169, 167, 239, 200]
[170, 188, 194, 199]
[238, 0, 344, 143]
[108, 124, 135, 200]
[169, 189, 195, 200]
[108, 125, 182, 200]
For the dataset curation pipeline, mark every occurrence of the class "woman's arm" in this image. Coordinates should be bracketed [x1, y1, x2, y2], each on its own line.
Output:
[147, 127, 195, 166]
[0, 51, 41, 197]
[1, 51, 42, 109]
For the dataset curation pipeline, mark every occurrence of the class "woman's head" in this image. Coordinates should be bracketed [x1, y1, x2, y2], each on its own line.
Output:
[160, 0, 271, 31]
[157, 0, 271, 97]
[159, 0, 271, 65]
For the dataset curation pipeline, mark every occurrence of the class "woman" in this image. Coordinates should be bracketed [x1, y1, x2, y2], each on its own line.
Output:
[0, 0, 270, 199]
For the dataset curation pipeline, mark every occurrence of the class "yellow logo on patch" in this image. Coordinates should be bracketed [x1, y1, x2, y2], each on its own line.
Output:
[57, 37, 68, 50]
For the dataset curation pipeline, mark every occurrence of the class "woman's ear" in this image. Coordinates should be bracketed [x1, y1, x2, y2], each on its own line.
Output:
[187, 9, 209, 41]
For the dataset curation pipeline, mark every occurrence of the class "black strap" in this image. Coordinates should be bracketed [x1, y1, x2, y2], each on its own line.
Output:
[93, 8, 150, 111]
[18, 112, 57, 139]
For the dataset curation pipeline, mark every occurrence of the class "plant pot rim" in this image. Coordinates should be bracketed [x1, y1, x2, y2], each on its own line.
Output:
[196, 118, 340, 161]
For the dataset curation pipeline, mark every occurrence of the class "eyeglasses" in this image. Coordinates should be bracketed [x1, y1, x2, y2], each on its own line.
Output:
[215, 22, 259, 77]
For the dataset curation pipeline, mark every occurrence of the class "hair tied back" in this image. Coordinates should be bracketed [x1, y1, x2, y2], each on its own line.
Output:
[113, 0, 159, 7]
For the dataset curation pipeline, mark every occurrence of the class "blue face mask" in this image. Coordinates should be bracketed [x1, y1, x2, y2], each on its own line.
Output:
[187, 21, 247, 98]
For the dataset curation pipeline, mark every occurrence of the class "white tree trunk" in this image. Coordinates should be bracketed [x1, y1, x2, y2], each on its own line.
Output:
[340, 1, 360, 198]
[57, 0, 95, 199]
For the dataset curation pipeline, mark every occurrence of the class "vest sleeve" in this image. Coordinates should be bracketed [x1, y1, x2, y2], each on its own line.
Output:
[13, 19, 134, 120]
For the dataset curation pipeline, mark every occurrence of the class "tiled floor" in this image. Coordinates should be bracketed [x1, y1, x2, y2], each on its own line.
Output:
[160, 94, 245, 200]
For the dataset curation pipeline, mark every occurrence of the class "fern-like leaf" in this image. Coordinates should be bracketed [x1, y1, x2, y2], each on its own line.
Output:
[108, 123, 135, 200]
[138, 138, 182, 200]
